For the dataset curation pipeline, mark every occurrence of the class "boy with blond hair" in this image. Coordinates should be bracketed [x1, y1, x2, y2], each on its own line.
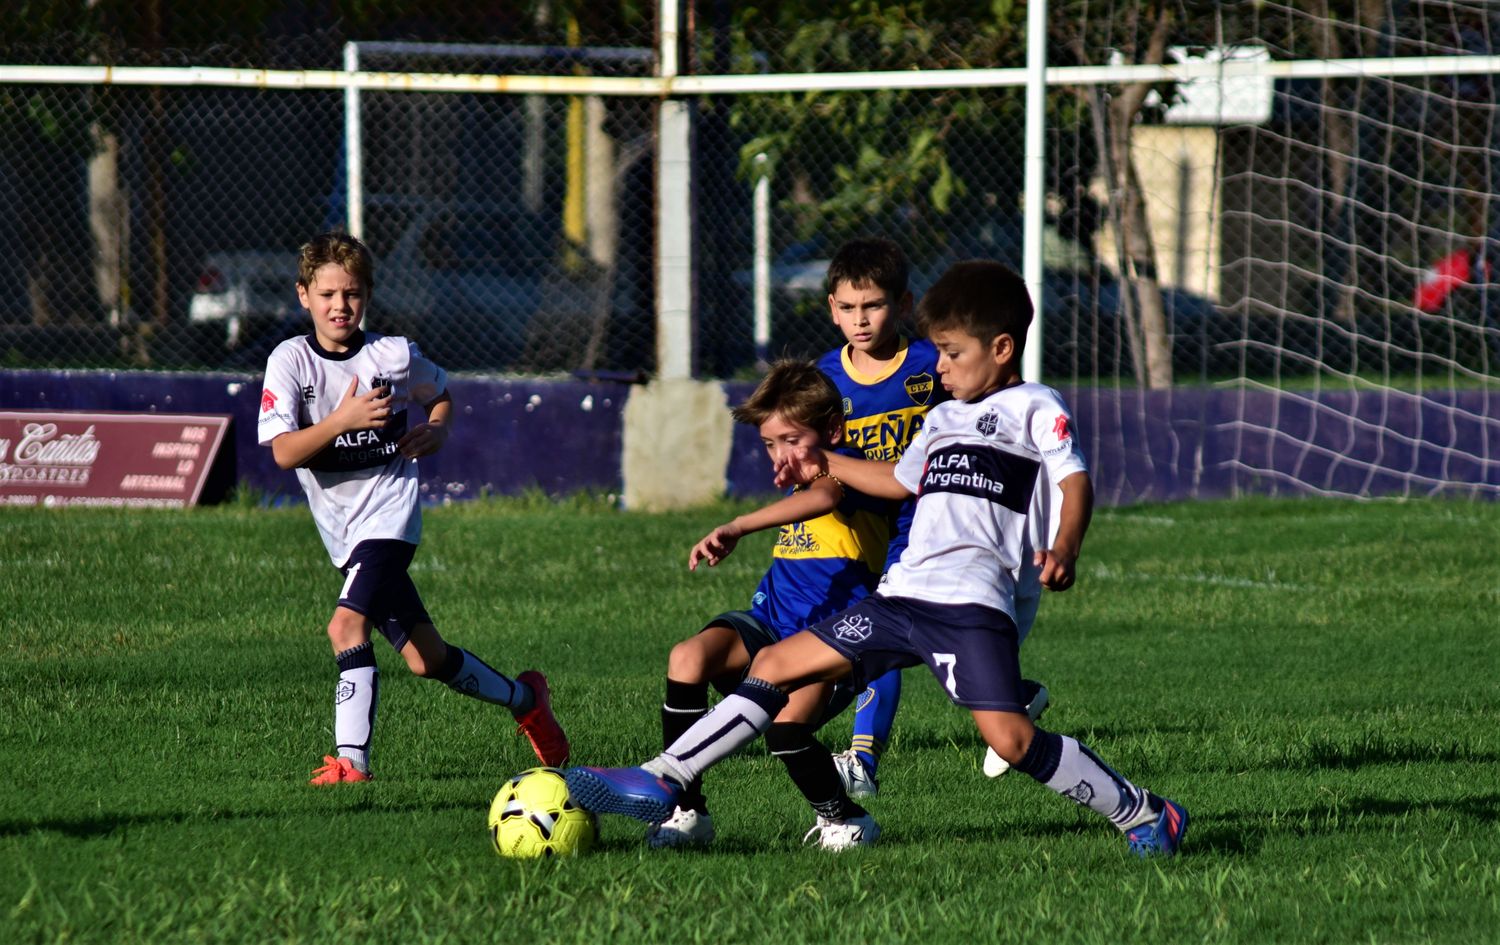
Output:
[648, 359, 891, 848]
[257, 231, 568, 783]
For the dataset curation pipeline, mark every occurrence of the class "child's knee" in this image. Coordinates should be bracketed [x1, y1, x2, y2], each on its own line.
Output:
[327, 611, 368, 653]
[666, 637, 711, 682]
[982, 715, 1034, 764]
[402, 627, 447, 677]
[747, 647, 796, 687]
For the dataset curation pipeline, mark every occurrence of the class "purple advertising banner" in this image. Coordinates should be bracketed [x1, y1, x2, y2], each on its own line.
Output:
[0, 410, 231, 508]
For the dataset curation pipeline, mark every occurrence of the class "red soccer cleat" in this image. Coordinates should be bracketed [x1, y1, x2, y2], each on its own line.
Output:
[514, 670, 570, 766]
[309, 755, 372, 785]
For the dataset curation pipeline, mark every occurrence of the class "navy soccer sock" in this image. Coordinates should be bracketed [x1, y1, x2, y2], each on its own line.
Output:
[768, 721, 867, 822]
[662, 678, 710, 810]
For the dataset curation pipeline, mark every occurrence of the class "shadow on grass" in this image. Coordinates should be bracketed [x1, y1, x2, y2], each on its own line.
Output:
[0, 795, 482, 840]
[1179, 792, 1500, 857]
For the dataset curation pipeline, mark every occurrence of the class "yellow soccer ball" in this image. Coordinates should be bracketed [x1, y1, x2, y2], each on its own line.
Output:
[488, 767, 597, 858]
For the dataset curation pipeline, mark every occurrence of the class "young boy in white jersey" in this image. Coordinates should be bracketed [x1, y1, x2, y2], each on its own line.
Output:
[257, 231, 569, 784]
[648, 360, 890, 849]
[815, 237, 1048, 797]
[563, 260, 1189, 856]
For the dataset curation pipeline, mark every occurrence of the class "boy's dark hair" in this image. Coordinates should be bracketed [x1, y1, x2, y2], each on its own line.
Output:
[733, 359, 845, 435]
[298, 231, 375, 290]
[917, 260, 1032, 351]
[824, 237, 909, 300]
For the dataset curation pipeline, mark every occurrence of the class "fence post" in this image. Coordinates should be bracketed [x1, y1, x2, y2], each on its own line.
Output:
[1022, 0, 1048, 383]
[656, 0, 694, 380]
[343, 41, 363, 239]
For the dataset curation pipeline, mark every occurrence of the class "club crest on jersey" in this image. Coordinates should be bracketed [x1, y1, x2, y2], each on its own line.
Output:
[260, 389, 277, 413]
[975, 411, 999, 437]
[370, 375, 392, 392]
[842, 396, 854, 417]
[833, 612, 874, 643]
[904, 372, 934, 406]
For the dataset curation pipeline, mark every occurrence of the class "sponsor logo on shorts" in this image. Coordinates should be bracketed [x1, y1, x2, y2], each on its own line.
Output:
[833, 612, 874, 643]
[752, 592, 767, 607]
[336, 679, 356, 704]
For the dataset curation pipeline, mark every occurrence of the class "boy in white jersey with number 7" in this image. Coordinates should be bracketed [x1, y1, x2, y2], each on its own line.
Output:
[565, 260, 1188, 856]
[257, 231, 569, 784]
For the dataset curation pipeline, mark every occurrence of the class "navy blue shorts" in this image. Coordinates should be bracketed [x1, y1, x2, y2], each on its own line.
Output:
[807, 595, 1025, 711]
[337, 539, 433, 652]
[704, 610, 857, 726]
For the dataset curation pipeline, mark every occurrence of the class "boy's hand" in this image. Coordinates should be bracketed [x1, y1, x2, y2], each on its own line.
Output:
[330, 377, 392, 433]
[398, 421, 448, 458]
[689, 522, 745, 571]
[772, 445, 827, 490]
[1035, 547, 1078, 591]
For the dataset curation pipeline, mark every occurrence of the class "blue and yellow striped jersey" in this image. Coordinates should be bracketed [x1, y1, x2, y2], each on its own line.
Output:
[816, 337, 946, 569]
[749, 449, 890, 639]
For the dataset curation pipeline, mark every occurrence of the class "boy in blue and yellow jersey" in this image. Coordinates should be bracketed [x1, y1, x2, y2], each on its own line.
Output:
[815, 238, 946, 798]
[646, 360, 890, 848]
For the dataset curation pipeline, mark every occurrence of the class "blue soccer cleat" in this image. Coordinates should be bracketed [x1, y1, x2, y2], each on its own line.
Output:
[564, 766, 682, 824]
[1125, 796, 1189, 857]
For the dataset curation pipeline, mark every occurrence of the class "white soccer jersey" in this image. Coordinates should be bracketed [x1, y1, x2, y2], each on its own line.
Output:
[883, 382, 1088, 616]
[257, 332, 448, 567]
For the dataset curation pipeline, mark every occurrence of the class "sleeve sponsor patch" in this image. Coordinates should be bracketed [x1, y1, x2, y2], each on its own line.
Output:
[918, 444, 1038, 514]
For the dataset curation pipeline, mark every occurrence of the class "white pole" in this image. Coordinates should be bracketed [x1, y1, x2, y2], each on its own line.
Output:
[752, 153, 771, 366]
[655, 0, 693, 380]
[1021, 0, 1047, 383]
[343, 42, 363, 239]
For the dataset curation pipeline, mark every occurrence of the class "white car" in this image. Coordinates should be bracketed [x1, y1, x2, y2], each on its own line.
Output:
[188, 250, 299, 348]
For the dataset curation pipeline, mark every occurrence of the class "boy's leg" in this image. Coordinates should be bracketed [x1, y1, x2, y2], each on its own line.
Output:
[313, 606, 378, 783]
[769, 684, 878, 849]
[836, 668, 901, 796]
[976, 711, 1188, 856]
[405, 625, 568, 766]
[661, 623, 753, 809]
[647, 623, 753, 848]
[565, 631, 852, 823]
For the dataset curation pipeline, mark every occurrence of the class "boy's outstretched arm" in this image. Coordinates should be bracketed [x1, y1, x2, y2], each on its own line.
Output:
[398, 391, 452, 458]
[270, 376, 392, 470]
[773, 447, 911, 501]
[1036, 471, 1093, 591]
[689, 477, 844, 571]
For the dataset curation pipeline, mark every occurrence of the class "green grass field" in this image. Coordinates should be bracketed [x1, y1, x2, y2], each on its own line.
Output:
[2, 496, 1498, 944]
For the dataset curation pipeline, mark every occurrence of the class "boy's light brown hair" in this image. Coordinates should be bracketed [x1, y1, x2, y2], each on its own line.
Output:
[732, 359, 845, 436]
[917, 259, 1033, 352]
[297, 231, 375, 291]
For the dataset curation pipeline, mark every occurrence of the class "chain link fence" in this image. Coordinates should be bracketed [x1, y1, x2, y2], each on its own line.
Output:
[1, 2, 1496, 385]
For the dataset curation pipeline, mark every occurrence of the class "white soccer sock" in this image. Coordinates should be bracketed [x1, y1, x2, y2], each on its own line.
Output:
[438, 647, 528, 711]
[333, 668, 378, 773]
[647, 677, 787, 787]
[1019, 730, 1153, 830]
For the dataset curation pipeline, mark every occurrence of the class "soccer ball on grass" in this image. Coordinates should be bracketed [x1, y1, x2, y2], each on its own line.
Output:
[488, 767, 597, 858]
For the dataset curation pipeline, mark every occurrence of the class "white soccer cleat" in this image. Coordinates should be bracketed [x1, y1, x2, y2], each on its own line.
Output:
[802, 812, 880, 851]
[832, 748, 879, 798]
[645, 806, 715, 849]
[983, 682, 1050, 778]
